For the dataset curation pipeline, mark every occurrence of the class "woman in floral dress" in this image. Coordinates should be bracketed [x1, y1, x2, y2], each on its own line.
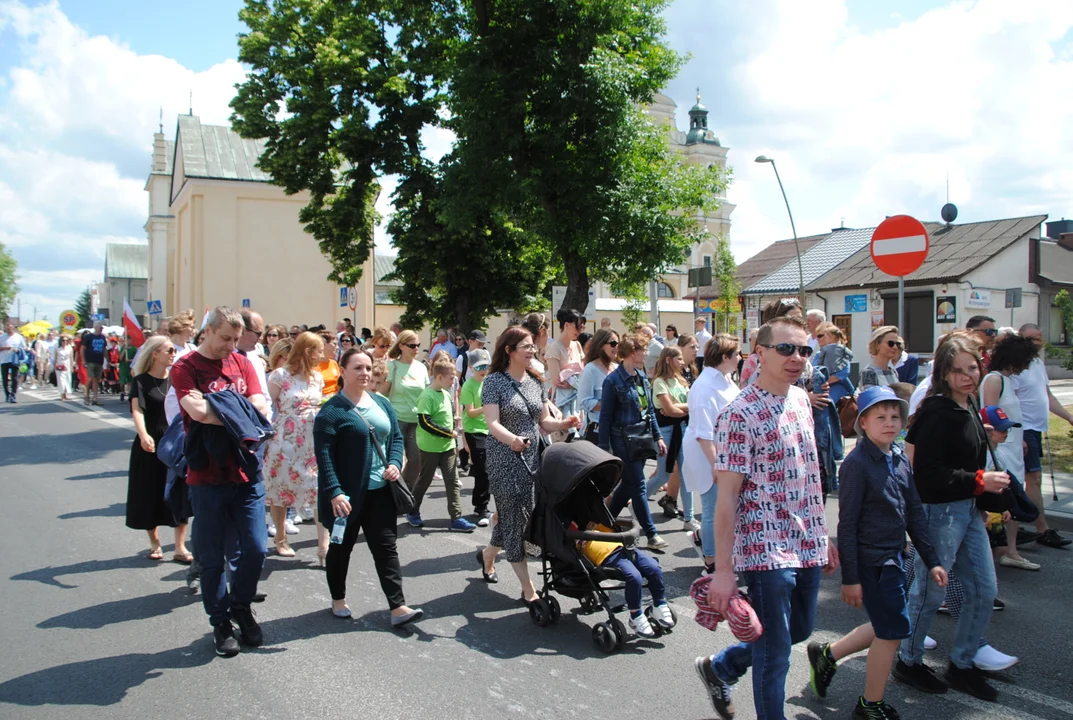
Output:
[264, 331, 327, 561]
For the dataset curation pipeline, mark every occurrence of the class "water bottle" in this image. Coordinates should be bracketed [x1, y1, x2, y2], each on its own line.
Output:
[330, 496, 349, 544]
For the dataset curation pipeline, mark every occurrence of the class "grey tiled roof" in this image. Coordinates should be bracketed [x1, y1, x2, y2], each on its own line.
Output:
[693, 235, 826, 299]
[810, 215, 1046, 290]
[164, 140, 175, 176]
[375, 254, 400, 285]
[175, 115, 271, 183]
[745, 228, 871, 294]
[104, 243, 148, 280]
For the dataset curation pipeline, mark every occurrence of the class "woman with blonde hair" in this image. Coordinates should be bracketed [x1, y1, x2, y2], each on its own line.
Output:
[368, 326, 394, 360]
[263, 331, 327, 561]
[384, 329, 429, 493]
[126, 335, 190, 562]
[648, 345, 695, 529]
[53, 334, 74, 400]
[167, 310, 197, 360]
[860, 325, 902, 389]
[268, 336, 293, 372]
[520, 313, 551, 375]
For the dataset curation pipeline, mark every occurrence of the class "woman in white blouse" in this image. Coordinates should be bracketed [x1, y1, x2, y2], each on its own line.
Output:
[681, 334, 742, 573]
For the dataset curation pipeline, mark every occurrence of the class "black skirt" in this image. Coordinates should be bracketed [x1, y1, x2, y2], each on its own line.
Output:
[125, 438, 177, 530]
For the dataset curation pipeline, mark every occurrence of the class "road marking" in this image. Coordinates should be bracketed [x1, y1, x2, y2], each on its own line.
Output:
[998, 684, 1073, 716]
[14, 389, 133, 429]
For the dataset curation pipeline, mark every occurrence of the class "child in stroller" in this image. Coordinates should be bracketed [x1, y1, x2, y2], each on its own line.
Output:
[572, 520, 674, 638]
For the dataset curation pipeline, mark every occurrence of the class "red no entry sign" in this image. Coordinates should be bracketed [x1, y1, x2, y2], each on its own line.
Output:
[870, 215, 929, 277]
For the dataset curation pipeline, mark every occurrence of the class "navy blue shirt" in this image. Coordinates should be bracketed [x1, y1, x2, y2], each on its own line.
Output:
[83, 333, 107, 365]
[837, 434, 940, 585]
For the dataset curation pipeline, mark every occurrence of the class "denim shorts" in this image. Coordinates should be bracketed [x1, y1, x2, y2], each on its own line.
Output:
[858, 562, 911, 640]
[1024, 429, 1043, 473]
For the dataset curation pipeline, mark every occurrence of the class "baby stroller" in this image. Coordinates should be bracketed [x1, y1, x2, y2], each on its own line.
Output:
[524, 441, 677, 653]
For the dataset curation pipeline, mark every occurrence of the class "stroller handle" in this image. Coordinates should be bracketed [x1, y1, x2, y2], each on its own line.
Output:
[565, 526, 641, 544]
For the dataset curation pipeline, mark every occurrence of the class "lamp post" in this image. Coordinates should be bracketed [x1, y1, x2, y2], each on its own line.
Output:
[755, 155, 806, 306]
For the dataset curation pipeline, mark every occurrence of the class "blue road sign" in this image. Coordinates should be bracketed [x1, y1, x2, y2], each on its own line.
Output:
[147, 300, 163, 315]
[339, 287, 348, 307]
[89, 313, 106, 322]
[242, 298, 251, 309]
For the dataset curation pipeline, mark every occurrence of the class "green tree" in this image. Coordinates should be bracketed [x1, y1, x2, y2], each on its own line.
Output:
[615, 281, 649, 330]
[0, 242, 17, 317]
[231, 0, 725, 327]
[73, 288, 92, 330]
[712, 234, 739, 333]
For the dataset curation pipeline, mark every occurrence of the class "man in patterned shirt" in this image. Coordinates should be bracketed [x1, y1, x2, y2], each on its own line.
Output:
[694, 315, 839, 720]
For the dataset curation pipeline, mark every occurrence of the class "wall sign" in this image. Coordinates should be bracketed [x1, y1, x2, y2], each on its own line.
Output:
[871, 311, 885, 330]
[966, 289, 991, 309]
[936, 295, 957, 324]
[844, 294, 868, 313]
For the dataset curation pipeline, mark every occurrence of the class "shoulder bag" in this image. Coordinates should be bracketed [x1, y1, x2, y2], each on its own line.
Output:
[836, 395, 859, 438]
[350, 402, 414, 516]
[621, 374, 658, 462]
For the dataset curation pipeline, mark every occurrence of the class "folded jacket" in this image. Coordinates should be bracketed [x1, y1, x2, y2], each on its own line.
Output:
[689, 575, 763, 642]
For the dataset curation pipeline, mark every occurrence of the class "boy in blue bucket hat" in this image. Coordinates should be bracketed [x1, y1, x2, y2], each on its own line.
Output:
[807, 386, 949, 719]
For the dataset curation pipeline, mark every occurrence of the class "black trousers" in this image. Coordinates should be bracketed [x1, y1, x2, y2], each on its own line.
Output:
[465, 432, 490, 512]
[1, 362, 18, 398]
[324, 486, 405, 608]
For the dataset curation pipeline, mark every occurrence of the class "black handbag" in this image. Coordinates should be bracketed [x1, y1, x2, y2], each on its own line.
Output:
[966, 395, 1015, 514]
[622, 420, 658, 461]
[351, 405, 414, 516]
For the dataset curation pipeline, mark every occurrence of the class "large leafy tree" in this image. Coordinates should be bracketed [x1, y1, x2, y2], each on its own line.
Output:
[73, 288, 92, 329]
[231, 0, 724, 325]
[0, 242, 16, 318]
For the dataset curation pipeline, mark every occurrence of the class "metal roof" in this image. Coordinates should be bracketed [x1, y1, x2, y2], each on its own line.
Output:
[693, 235, 825, 299]
[104, 243, 148, 280]
[375, 255, 400, 286]
[745, 228, 872, 294]
[164, 140, 175, 176]
[809, 215, 1046, 291]
[175, 115, 272, 183]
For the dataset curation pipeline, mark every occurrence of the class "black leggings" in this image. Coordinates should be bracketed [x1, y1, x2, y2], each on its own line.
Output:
[324, 486, 405, 608]
[465, 433, 490, 513]
[1, 362, 18, 397]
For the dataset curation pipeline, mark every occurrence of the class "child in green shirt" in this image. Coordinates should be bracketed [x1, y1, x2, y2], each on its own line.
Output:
[413, 358, 476, 532]
[460, 349, 492, 525]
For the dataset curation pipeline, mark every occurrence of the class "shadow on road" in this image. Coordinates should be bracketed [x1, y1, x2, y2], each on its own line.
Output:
[0, 429, 132, 467]
[11, 555, 151, 589]
[58, 502, 126, 519]
[65, 470, 127, 481]
[0, 638, 211, 706]
[37, 589, 201, 630]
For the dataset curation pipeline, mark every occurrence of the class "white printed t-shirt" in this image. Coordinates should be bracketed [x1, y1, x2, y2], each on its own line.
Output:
[713, 383, 829, 573]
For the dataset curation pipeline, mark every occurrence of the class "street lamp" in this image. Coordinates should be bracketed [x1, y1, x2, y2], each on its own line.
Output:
[755, 155, 806, 306]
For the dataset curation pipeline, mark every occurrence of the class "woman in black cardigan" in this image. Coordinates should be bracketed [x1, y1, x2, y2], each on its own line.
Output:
[314, 348, 423, 627]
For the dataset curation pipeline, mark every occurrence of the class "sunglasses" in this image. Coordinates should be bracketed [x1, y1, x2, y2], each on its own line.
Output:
[289, 332, 299, 337]
[886, 340, 904, 349]
[342, 338, 353, 344]
[607, 340, 619, 347]
[980, 328, 998, 337]
[162, 347, 177, 354]
[404, 343, 420, 349]
[376, 343, 390, 349]
[759, 342, 814, 358]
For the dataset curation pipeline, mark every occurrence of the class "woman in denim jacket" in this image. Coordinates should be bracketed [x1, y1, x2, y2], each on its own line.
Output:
[598, 333, 668, 550]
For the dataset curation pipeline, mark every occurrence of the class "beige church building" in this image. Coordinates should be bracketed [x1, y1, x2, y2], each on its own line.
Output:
[144, 90, 732, 334]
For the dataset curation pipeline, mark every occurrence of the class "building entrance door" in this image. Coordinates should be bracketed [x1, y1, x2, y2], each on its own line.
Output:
[883, 292, 934, 354]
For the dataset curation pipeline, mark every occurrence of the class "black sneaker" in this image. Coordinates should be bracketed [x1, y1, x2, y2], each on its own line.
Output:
[694, 655, 735, 720]
[213, 621, 240, 657]
[945, 662, 998, 701]
[993, 598, 1005, 612]
[807, 641, 838, 698]
[1016, 528, 1042, 545]
[1037, 529, 1073, 548]
[231, 605, 263, 647]
[657, 494, 680, 519]
[893, 659, 948, 694]
[852, 697, 902, 719]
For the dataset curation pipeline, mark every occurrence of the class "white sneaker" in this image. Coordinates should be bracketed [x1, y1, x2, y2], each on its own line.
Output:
[290, 513, 303, 525]
[299, 504, 315, 521]
[285, 519, 299, 535]
[629, 612, 656, 638]
[645, 534, 669, 550]
[653, 603, 675, 628]
[434, 469, 443, 481]
[267, 523, 276, 538]
[683, 518, 700, 532]
[924, 635, 937, 650]
[973, 644, 1019, 671]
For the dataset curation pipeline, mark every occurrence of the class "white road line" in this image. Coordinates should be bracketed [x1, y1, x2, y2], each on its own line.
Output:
[14, 389, 133, 429]
[998, 684, 1073, 716]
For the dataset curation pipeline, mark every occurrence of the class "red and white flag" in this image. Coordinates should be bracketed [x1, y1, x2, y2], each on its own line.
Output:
[122, 298, 146, 348]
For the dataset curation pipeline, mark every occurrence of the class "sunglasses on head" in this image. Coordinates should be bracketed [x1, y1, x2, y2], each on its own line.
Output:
[759, 342, 814, 358]
[886, 340, 904, 348]
[404, 343, 420, 349]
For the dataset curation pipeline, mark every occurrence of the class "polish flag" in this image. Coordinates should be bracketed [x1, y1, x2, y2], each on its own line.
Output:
[122, 298, 146, 348]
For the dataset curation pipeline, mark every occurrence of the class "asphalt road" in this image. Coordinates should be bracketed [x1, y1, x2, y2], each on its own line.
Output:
[1, 387, 1072, 720]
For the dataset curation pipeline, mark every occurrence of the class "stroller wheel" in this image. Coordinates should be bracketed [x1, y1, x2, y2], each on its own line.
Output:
[579, 594, 598, 615]
[530, 598, 552, 627]
[592, 622, 616, 654]
[609, 618, 627, 649]
[546, 596, 561, 624]
[644, 607, 665, 637]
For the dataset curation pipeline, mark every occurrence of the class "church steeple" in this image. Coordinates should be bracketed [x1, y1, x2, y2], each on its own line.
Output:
[686, 88, 720, 146]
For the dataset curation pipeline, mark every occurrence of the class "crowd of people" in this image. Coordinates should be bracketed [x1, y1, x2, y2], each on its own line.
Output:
[10, 297, 1068, 719]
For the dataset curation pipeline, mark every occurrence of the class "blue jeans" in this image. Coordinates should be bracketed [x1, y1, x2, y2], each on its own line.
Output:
[608, 437, 658, 538]
[711, 566, 822, 720]
[188, 480, 268, 626]
[644, 424, 693, 519]
[899, 499, 996, 669]
[601, 547, 666, 611]
[699, 482, 718, 558]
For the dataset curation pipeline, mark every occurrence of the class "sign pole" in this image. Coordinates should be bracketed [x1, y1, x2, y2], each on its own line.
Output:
[898, 276, 905, 335]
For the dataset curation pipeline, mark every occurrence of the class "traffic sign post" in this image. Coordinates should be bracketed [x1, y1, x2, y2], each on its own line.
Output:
[870, 215, 930, 336]
[339, 287, 348, 308]
[146, 300, 162, 315]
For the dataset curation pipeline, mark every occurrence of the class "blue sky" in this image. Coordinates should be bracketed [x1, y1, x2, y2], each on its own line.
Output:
[2, 0, 1073, 324]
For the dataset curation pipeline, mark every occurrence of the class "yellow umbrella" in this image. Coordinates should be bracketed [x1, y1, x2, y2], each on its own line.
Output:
[35, 320, 54, 329]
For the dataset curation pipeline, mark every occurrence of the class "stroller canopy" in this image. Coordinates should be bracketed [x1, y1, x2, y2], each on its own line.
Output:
[537, 442, 623, 505]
